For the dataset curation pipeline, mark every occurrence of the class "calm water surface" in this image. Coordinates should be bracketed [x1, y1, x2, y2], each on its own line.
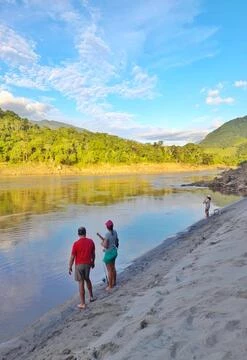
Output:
[0, 171, 240, 343]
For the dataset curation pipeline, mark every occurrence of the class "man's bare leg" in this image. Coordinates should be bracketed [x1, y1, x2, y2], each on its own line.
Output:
[85, 279, 94, 301]
[78, 280, 86, 308]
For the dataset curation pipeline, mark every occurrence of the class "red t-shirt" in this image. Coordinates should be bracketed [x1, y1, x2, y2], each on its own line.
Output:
[71, 237, 95, 265]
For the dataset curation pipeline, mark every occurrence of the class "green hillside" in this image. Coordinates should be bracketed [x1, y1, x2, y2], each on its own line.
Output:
[2, 108, 247, 167]
[0, 108, 213, 166]
[31, 119, 90, 133]
[200, 116, 247, 148]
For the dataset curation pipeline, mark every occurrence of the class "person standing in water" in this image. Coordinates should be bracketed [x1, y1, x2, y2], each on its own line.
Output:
[69, 226, 95, 309]
[97, 220, 119, 290]
[203, 195, 211, 218]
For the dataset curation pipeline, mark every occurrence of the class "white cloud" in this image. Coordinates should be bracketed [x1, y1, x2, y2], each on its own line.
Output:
[137, 128, 210, 144]
[114, 66, 157, 100]
[2, 57, 156, 129]
[0, 90, 52, 119]
[208, 89, 219, 97]
[205, 88, 234, 106]
[22, 0, 81, 25]
[135, 115, 228, 144]
[3, 72, 47, 90]
[77, 24, 111, 59]
[0, 24, 38, 66]
[206, 95, 234, 105]
[234, 80, 247, 89]
[0, 0, 219, 136]
[216, 82, 224, 89]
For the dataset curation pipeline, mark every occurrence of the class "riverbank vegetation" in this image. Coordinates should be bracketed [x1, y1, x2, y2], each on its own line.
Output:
[0, 109, 246, 175]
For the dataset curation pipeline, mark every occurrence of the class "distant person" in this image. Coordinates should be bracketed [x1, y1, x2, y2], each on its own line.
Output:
[97, 220, 119, 290]
[69, 226, 95, 309]
[203, 195, 211, 218]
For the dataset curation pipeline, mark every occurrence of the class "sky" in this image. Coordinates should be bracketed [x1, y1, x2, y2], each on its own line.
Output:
[0, 0, 246, 145]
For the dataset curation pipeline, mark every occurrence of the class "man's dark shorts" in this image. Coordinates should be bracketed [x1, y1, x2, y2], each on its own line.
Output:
[75, 264, 91, 281]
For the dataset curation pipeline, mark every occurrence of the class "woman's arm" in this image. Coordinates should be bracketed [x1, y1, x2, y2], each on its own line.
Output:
[115, 233, 119, 248]
[96, 232, 104, 241]
[97, 233, 109, 249]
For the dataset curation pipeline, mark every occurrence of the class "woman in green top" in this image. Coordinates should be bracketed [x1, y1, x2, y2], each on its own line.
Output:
[97, 220, 119, 290]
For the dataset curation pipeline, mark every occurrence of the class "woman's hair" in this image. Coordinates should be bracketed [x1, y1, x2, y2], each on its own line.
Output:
[207, 196, 211, 200]
[105, 219, 113, 231]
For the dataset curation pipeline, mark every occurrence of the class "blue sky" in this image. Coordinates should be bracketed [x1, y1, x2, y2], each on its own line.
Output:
[0, 0, 246, 144]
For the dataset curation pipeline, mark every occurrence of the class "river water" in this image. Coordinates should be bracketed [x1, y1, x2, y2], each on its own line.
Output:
[0, 171, 240, 343]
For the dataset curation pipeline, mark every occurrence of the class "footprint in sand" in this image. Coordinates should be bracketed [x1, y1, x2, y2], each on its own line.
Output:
[236, 290, 247, 299]
[221, 351, 234, 360]
[232, 259, 247, 267]
[184, 306, 197, 329]
[225, 320, 240, 331]
[65, 355, 76, 360]
[170, 341, 183, 358]
[185, 314, 194, 328]
[205, 333, 217, 347]
[116, 328, 125, 338]
[205, 311, 226, 320]
[90, 342, 119, 359]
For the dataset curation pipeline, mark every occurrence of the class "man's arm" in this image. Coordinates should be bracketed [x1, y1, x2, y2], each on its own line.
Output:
[69, 255, 75, 275]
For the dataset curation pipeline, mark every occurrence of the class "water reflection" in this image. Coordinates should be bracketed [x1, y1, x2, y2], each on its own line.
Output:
[0, 175, 176, 250]
[0, 172, 240, 342]
[0, 175, 174, 222]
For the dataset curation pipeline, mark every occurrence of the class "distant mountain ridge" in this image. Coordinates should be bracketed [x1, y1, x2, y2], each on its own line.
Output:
[35, 116, 247, 149]
[31, 119, 91, 133]
[200, 115, 247, 148]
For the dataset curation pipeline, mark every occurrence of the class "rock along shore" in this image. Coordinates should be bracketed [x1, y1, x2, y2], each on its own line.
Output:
[185, 162, 247, 195]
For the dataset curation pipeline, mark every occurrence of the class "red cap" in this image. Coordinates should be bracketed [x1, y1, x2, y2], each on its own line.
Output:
[105, 220, 113, 228]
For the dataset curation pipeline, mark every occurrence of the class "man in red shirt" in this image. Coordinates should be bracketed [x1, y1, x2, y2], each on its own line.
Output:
[69, 226, 95, 309]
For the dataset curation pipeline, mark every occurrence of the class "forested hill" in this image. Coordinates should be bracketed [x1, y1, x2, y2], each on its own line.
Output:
[31, 119, 90, 133]
[0, 109, 213, 166]
[200, 116, 247, 148]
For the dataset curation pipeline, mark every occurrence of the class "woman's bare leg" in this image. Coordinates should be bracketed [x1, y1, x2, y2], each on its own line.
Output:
[106, 263, 114, 289]
[112, 261, 117, 286]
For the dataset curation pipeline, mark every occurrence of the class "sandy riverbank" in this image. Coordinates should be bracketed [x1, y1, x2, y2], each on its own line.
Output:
[0, 162, 222, 176]
[1, 199, 247, 360]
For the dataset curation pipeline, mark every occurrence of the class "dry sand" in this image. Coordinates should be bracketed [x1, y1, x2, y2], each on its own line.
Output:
[1, 199, 247, 360]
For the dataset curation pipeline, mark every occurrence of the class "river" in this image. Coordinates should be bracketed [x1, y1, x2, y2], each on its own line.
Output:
[0, 171, 240, 343]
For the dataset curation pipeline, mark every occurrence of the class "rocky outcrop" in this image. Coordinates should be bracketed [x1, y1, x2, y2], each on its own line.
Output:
[183, 163, 247, 195]
[208, 163, 247, 195]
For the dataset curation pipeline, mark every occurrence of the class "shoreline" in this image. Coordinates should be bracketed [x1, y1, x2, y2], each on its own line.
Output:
[1, 198, 247, 359]
[0, 162, 223, 177]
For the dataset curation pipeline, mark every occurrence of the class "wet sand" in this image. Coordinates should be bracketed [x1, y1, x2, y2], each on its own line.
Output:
[1, 198, 247, 360]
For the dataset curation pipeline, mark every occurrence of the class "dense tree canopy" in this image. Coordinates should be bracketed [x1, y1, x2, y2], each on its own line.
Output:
[0, 109, 246, 167]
